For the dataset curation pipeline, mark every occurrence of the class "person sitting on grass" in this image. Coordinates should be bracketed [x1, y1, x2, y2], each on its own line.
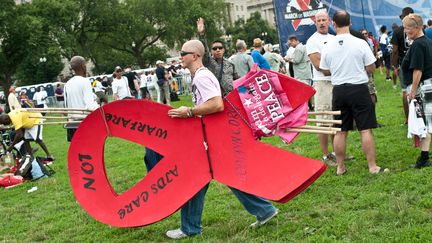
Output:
[0, 109, 54, 165]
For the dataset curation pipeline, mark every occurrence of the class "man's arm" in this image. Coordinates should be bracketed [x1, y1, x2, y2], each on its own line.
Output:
[308, 52, 322, 71]
[318, 48, 331, 76]
[232, 62, 240, 80]
[408, 69, 423, 100]
[133, 79, 140, 93]
[247, 55, 254, 71]
[292, 47, 305, 64]
[365, 63, 376, 74]
[391, 44, 400, 75]
[7, 128, 23, 152]
[83, 82, 99, 110]
[168, 96, 224, 118]
[197, 17, 211, 67]
[321, 69, 331, 76]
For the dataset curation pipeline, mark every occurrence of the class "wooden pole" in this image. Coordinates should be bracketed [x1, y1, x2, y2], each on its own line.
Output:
[40, 121, 81, 125]
[26, 110, 90, 115]
[307, 119, 342, 125]
[26, 108, 92, 112]
[285, 128, 336, 135]
[30, 116, 84, 120]
[308, 111, 341, 115]
[295, 125, 342, 132]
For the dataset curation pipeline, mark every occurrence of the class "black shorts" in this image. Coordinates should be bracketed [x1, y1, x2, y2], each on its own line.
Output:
[383, 52, 391, 69]
[333, 83, 377, 131]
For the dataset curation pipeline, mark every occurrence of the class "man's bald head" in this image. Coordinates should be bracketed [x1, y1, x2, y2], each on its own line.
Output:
[333, 10, 350, 28]
[70, 56, 86, 72]
[315, 10, 329, 19]
[182, 40, 205, 58]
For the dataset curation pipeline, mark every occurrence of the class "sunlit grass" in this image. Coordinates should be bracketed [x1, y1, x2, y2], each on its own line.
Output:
[1, 72, 431, 241]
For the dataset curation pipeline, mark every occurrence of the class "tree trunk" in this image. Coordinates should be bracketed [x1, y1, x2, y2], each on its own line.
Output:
[2, 73, 12, 112]
[2, 73, 12, 97]
[136, 54, 146, 69]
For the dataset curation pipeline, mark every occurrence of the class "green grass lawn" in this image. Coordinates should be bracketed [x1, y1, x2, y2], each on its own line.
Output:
[1, 71, 432, 242]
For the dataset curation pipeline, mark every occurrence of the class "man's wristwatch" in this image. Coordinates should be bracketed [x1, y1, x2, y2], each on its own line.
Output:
[187, 107, 193, 117]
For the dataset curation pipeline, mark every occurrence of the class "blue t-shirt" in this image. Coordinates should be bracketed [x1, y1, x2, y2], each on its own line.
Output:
[251, 50, 270, 70]
[425, 28, 432, 40]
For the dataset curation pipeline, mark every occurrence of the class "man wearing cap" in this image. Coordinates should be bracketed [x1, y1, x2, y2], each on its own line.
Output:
[286, 35, 312, 85]
[391, 7, 415, 124]
[196, 17, 239, 96]
[7, 86, 21, 111]
[112, 67, 132, 101]
[251, 38, 271, 69]
[156, 60, 170, 105]
[64, 56, 99, 141]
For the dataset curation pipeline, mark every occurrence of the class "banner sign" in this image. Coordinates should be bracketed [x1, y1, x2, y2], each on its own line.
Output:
[274, 0, 432, 56]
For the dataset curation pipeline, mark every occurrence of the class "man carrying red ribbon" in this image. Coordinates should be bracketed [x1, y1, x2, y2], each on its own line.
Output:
[166, 39, 278, 239]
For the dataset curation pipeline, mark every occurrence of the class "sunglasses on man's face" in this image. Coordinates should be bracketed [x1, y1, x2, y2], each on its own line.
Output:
[180, 51, 195, 57]
[211, 46, 224, 51]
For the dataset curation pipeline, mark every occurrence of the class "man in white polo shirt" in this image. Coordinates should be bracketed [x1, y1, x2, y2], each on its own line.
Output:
[306, 10, 336, 166]
[320, 10, 388, 175]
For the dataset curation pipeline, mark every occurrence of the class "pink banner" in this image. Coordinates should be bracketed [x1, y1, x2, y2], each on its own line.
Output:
[234, 68, 310, 143]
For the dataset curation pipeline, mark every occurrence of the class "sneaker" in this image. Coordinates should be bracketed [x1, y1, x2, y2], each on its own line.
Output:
[322, 155, 337, 167]
[15, 155, 32, 176]
[166, 229, 188, 239]
[410, 157, 432, 169]
[43, 156, 54, 165]
[250, 209, 279, 227]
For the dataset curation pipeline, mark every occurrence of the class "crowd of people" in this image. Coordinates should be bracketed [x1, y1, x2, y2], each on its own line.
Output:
[1, 5, 431, 239]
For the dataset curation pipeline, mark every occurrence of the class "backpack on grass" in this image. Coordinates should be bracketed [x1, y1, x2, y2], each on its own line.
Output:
[14, 156, 54, 181]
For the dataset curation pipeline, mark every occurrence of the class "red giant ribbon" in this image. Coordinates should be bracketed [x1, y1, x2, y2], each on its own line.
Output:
[68, 72, 325, 227]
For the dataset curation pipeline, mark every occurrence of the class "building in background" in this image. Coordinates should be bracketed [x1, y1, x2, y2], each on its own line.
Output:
[15, 0, 31, 4]
[226, 0, 275, 27]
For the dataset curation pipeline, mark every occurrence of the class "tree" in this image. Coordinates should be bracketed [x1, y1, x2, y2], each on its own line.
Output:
[0, 1, 65, 91]
[227, 12, 278, 48]
[31, 0, 121, 73]
[0, 1, 41, 92]
[99, 0, 227, 68]
[0, 0, 230, 89]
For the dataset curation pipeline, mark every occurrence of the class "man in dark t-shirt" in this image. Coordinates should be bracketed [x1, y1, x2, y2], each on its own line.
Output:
[54, 84, 64, 108]
[155, 60, 170, 105]
[391, 6, 414, 124]
[122, 66, 139, 98]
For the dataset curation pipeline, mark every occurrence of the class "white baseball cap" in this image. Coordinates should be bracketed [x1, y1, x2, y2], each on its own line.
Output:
[156, 60, 164, 65]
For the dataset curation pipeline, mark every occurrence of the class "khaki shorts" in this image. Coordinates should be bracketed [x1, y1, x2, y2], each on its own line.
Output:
[313, 80, 333, 126]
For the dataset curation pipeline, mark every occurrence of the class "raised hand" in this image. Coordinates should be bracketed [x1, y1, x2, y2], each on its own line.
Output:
[197, 17, 205, 35]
